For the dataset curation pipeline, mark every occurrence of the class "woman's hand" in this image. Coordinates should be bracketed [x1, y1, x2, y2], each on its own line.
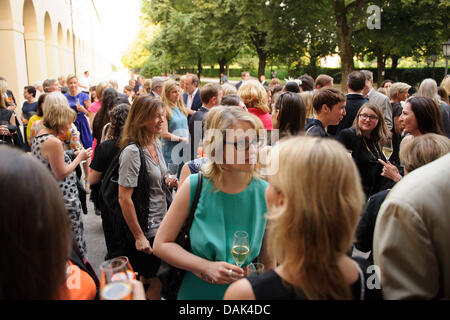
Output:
[135, 234, 152, 255]
[179, 136, 189, 144]
[164, 175, 179, 189]
[200, 261, 245, 285]
[75, 147, 92, 161]
[378, 159, 402, 182]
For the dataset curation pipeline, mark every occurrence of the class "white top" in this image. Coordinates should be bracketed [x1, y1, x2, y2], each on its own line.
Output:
[186, 88, 198, 110]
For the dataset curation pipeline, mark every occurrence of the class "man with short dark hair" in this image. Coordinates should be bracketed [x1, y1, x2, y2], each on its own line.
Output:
[182, 74, 202, 112]
[315, 74, 334, 90]
[305, 87, 346, 137]
[328, 70, 368, 136]
[188, 83, 222, 160]
[299, 74, 314, 92]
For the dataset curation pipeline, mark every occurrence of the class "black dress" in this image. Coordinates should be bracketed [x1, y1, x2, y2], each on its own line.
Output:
[247, 257, 382, 300]
[337, 128, 393, 197]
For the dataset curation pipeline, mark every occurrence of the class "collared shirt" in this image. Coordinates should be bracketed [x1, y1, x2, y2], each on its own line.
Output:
[186, 88, 199, 110]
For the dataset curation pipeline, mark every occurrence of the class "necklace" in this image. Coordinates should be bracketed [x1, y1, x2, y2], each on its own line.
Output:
[146, 143, 159, 165]
[362, 136, 381, 161]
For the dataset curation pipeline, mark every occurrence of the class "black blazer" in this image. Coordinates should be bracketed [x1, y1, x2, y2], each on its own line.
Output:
[337, 128, 394, 197]
[328, 94, 368, 136]
[182, 89, 202, 112]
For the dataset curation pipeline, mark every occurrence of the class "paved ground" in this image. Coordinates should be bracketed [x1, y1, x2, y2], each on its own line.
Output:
[83, 197, 107, 277]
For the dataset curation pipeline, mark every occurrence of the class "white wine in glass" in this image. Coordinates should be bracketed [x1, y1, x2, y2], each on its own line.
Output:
[382, 138, 393, 160]
[231, 231, 250, 267]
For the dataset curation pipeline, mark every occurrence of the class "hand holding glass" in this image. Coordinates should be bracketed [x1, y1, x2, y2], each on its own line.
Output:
[100, 256, 135, 288]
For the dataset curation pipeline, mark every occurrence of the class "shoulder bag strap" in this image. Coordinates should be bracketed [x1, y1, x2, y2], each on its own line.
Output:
[181, 173, 203, 251]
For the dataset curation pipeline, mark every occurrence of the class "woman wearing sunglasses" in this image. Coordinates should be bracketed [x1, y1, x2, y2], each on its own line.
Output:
[337, 103, 391, 197]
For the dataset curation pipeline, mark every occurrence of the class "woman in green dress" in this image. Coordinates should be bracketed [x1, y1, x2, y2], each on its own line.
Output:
[154, 106, 270, 300]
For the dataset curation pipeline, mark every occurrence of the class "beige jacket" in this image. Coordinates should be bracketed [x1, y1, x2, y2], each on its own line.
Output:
[373, 153, 450, 299]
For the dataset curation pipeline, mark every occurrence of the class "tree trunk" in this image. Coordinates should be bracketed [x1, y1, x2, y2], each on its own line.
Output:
[257, 49, 267, 79]
[391, 55, 399, 81]
[197, 56, 202, 81]
[219, 57, 227, 82]
[376, 46, 386, 87]
[331, 0, 365, 90]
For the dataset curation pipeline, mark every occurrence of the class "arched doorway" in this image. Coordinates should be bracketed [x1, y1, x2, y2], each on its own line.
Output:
[57, 23, 66, 77]
[23, 0, 44, 85]
[44, 12, 58, 78]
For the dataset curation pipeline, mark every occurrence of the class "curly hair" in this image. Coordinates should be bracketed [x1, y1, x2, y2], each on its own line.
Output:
[107, 103, 130, 144]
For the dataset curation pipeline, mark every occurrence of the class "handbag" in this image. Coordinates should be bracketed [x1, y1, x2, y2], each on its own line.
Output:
[157, 172, 203, 300]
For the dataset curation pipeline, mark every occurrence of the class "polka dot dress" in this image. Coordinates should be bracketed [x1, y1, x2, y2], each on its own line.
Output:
[31, 134, 88, 259]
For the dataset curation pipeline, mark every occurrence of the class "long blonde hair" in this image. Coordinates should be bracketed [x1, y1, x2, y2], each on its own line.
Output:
[267, 136, 365, 299]
[161, 79, 188, 120]
[202, 106, 264, 189]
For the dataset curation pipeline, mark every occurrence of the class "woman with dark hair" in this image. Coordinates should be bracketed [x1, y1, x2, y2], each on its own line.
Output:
[0, 145, 72, 299]
[271, 92, 306, 139]
[89, 103, 130, 254]
[337, 103, 392, 197]
[92, 87, 119, 155]
[379, 96, 446, 183]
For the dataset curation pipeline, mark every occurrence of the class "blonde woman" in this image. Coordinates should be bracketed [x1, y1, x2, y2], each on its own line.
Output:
[154, 106, 269, 300]
[225, 136, 379, 300]
[65, 74, 93, 149]
[31, 103, 92, 259]
[238, 80, 272, 130]
[161, 79, 189, 169]
[299, 91, 314, 119]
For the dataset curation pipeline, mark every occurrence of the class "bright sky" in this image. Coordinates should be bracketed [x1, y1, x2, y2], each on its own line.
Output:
[94, 0, 142, 66]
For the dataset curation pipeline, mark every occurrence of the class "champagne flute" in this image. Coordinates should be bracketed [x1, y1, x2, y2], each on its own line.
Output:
[231, 231, 250, 268]
[382, 137, 393, 160]
[167, 163, 179, 179]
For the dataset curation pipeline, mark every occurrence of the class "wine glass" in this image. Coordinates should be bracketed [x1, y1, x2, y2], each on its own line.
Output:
[100, 256, 135, 288]
[231, 231, 250, 268]
[382, 137, 393, 161]
[245, 262, 265, 277]
[168, 163, 179, 179]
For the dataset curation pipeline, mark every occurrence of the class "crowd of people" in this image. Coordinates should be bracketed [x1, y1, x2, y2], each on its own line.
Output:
[1, 69, 450, 301]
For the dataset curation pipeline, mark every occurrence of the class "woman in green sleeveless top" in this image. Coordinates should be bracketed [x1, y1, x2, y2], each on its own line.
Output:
[154, 107, 270, 300]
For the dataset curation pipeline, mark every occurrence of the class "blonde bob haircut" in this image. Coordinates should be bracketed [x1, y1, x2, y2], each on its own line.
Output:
[121, 95, 164, 149]
[238, 79, 270, 113]
[202, 106, 264, 189]
[267, 136, 365, 300]
[161, 79, 188, 120]
[43, 103, 76, 134]
[399, 133, 450, 174]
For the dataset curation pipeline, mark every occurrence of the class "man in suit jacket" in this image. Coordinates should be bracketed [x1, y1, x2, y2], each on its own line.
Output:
[182, 74, 202, 112]
[362, 70, 393, 131]
[188, 83, 222, 160]
[328, 71, 368, 136]
[149, 76, 166, 99]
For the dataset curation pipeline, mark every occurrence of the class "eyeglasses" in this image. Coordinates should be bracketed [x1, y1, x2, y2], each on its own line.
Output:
[224, 137, 265, 151]
[359, 113, 378, 121]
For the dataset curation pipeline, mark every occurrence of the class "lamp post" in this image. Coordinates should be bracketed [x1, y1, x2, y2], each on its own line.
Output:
[443, 39, 450, 77]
